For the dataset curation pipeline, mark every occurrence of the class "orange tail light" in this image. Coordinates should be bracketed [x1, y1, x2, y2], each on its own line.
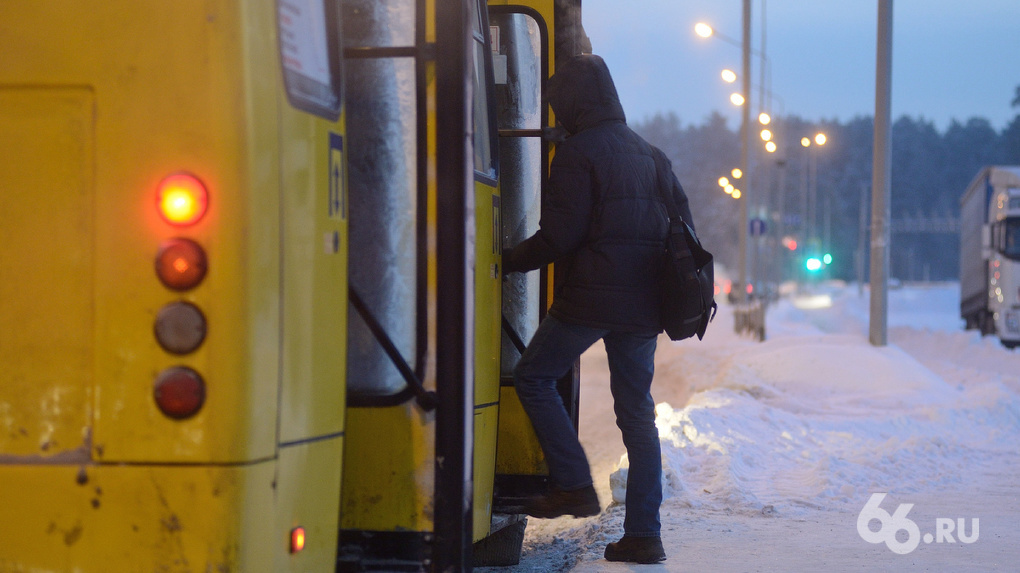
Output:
[157, 173, 208, 226]
[290, 527, 306, 553]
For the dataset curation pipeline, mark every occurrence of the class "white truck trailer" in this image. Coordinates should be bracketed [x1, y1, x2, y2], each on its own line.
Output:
[960, 166, 1020, 348]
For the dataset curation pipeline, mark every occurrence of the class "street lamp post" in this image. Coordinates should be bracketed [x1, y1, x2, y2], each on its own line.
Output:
[870, 0, 894, 346]
[808, 140, 817, 245]
[801, 132, 827, 257]
[774, 154, 789, 286]
[696, 3, 754, 304]
[739, 0, 751, 303]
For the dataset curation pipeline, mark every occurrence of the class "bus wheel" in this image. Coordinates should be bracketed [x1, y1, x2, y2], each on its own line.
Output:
[472, 516, 527, 567]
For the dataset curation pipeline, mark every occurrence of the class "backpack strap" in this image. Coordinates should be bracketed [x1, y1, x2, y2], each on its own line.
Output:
[649, 148, 684, 228]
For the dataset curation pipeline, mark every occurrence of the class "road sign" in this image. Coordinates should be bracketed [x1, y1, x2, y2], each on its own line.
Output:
[750, 218, 768, 236]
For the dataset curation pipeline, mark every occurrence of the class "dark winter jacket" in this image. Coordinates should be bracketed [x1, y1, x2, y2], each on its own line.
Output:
[504, 54, 694, 333]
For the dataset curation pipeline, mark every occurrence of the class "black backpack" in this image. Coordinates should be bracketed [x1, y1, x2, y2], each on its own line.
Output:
[652, 151, 717, 341]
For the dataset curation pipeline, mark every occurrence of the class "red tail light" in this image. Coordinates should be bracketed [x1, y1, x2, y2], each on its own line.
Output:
[157, 173, 208, 226]
[154, 366, 206, 419]
[156, 238, 207, 291]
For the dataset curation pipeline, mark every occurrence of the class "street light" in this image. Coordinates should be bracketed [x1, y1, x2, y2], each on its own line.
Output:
[730, 93, 745, 106]
[694, 22, 742, 48]
[721, 69, 737, 83]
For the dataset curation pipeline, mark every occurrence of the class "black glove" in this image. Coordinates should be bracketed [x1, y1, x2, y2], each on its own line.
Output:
[542, 125, 569, 143]
[502, 247, 520, 275]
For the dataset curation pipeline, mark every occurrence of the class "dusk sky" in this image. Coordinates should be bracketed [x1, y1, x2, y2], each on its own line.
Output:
[583, 1, 1020, 133]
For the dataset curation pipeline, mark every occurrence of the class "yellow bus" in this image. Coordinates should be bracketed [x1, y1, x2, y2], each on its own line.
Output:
[0, 0, 584, 570]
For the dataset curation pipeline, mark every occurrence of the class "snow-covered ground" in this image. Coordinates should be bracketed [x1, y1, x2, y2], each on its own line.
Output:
[483, 282, 1020, 572]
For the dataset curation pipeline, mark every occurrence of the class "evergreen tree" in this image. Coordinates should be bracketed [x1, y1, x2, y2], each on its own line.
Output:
[632, 96, 1013, 284]
[1005, 85, 1020, 163]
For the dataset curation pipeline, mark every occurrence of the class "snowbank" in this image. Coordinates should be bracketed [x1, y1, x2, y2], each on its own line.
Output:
[611, 283, 1020, 517]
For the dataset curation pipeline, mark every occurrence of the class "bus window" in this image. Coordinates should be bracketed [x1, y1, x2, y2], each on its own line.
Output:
[278, 0, 343, 119]
[473, 6, 497, 179]
[341, 0, 413, 48]
[343, 2, 418, 399]
[491, 11, 544, 374]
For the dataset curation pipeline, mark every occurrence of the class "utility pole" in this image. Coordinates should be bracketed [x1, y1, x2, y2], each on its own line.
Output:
[870, 0, 893, 346]
[737, 0, 751, 304]
[857, 181, 869, 297]
[776, 157, 788, 287]
[808, 146, 820, 248]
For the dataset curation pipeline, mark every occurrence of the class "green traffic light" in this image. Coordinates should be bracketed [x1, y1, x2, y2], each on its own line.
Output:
[823, 253, 833, 265]
[805, 257, 822, 272]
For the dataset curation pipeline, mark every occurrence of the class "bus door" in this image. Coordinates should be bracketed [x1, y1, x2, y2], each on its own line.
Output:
[489, 0, 586, 510]
[336, 0, 528, 568]
[338, 0, 460, 568]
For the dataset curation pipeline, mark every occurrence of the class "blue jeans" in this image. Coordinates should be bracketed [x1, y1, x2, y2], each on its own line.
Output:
[513, 315, 662, 537]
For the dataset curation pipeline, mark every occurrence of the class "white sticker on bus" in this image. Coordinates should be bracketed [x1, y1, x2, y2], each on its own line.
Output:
[279, 0, 331, 86]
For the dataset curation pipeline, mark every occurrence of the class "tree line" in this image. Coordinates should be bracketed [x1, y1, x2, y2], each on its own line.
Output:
[635, 85, 1020, 284]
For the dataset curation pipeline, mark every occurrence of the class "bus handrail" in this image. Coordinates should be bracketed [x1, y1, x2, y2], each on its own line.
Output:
[349, 286, 438, 411]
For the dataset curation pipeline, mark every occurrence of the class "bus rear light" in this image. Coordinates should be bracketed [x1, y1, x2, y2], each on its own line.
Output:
[157, 173, 208, 226]
[290, 526, 306, 553]
[156, 238, 207, 291]
[154, 366, 206, 420]
[155, 302, 207, 355]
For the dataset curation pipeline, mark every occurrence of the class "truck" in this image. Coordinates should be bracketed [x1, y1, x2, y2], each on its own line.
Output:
[960, 166, 1020, 348]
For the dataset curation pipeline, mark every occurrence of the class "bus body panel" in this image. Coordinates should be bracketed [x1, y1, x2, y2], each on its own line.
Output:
[0, 462, 276, 572]
[0, 0, 278, 465]
[472, 405, 500, 539]
[0, 87, 95, 461]
[273, 2, 348, 568]
[84, 0, 278, 465]
[474, 184, 502, 410]
[472, 177, 501, 539]
[274, 439, 346, 572]
[340, 404, 434, 532]
[495, 386, 548, 474]
[278, 105, 349, 445]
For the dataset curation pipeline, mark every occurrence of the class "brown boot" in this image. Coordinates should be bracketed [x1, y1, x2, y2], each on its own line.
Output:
[523, 485, 600, 519]
[604, 535, 666, 564]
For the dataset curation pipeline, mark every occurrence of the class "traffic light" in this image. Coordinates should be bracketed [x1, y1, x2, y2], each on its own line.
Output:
[805, 253, 833, 273]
